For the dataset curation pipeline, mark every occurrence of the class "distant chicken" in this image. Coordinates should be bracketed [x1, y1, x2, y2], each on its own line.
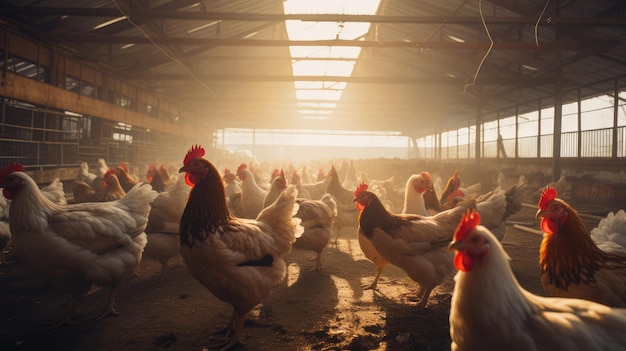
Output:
[72, 168, 126, 203]
[178, 145, 302, 350]
[327, 165, 359, 243]
[535, 187, 626, 307]
[223, 168, 241, 202]
[145, 164, 175, 193]
[234, 163, 267, 219]
[297, 172, 329, 201]
[142, 175, 190, 278]
[448, 209, 626, 351]
[401, 172, 433, 216]
[114, 163, 139, 193]
[75, 161, 104, 193]
[0, 163, 157, 328]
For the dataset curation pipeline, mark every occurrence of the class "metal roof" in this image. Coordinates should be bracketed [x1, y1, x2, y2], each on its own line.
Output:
[1, 0, 625, 138]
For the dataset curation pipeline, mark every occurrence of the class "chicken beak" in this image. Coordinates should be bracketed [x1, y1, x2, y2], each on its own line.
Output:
[448, 240, 463, 252]
[178, 166, 188, 173]
[535, 209, 544, 219]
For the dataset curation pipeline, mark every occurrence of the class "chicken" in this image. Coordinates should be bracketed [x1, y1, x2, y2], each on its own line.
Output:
[223, 168, 241, 202]
[178, 145, 303, 350]
[401, 172, 432, 216]
[114, 162, 139, 193]
[235, 163, 267, 219]
[142, 175, 191, 278]
[357, 172, 432, 291]
[535, 187, 626, 307]
[448, 209, 626, 351]
[72, 168, 126, 203]
[292, 194, 337, 271]
[327, 165, 359, 243]
[263, 170, 336, 271]
[354, 183, 474, 306]
[75, 161, 104, 193]
[591, 210, 626, 254]
[40, 177, 67, 205]
[94, 158, 109, 179]
[146, 164, 175, 193]
[355, 177, 524, 303]
[289, 170, 311, 199]
[0, 163, 157, 328]
[263, 169, 287, 208]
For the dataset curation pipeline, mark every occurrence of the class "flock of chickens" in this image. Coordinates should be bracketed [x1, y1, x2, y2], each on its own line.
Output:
[1, 148, 626, 350]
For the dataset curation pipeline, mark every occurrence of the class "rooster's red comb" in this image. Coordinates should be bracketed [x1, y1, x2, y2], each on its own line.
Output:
[118, 162, 129, 173]
[354, 183, 368, 197]
[538, 186, 558, 211]
[0, 163, 24, 181]
[237, 163, 247, 173]
[419, 172, 432, 183]
[454, 209, 481, 241]
[104, 167, 117, 178]
[183, 145, 205, 166]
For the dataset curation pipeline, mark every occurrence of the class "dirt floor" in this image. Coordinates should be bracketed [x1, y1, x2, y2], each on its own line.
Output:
[0, 206, 585, 351]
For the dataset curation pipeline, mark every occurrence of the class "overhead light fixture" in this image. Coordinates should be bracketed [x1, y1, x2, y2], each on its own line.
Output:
[522, 64, 539, 71]
[92, 16, 126, 30]
[447, 34, 465, 43]
[121, 43, 135, 49]
[187, 20, 221, 34]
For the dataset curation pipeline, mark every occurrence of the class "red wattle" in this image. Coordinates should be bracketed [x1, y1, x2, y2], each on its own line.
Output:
[184, 173, 196, 186]
[540, 217, 555, 235]
[2, 188, 13, 200]
[454, 252, 473, 272]
[356, 202, 365, 211]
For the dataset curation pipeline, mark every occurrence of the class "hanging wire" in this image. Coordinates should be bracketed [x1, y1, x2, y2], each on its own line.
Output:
[535, 0, 551, 47]
[464, 0, 493, 92]
[110, 0, 231, 111]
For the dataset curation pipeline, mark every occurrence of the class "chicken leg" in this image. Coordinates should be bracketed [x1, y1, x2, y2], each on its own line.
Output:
[207, 310, 246, 351]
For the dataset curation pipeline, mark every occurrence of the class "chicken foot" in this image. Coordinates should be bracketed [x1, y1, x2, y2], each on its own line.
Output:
[307, 253, 323, 272]
[77, 285, 121, 323]
[207, 311, 246, 351]
[44, 294, 83, 329]
[401, 286, 433, 307]
[363, 267, 385, 291]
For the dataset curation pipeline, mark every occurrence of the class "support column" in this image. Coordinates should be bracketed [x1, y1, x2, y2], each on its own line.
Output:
[553, 72, 564, 182]
[475, 103, 482, 165]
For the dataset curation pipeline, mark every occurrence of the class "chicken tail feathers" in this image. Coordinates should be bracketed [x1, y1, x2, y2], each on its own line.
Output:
[120, 183, 159, 218]
[256, 184, 304, 245]
[238, 254, 274, 267]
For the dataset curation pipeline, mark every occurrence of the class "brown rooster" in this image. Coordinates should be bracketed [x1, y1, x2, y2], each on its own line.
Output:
[535, 186, 626, 307]
[354, 183, 471, 306]
[146, 164, 174, 193]
[114, 162, 139, 193]
[178, 145, 302, 350]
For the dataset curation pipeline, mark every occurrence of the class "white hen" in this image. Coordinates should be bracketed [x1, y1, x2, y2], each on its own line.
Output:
[0, 163, 157, 328]
[449, 209, 626, 351]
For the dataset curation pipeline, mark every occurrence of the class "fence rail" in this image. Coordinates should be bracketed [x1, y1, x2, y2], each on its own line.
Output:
[435, 126, 625, 160]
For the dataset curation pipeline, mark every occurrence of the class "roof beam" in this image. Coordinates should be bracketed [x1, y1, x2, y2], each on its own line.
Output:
[53, 34, 581, 50]
[2, 7, 626, 26]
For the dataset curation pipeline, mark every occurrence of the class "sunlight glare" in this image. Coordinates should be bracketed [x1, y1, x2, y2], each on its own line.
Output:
[283, 0, 381, 118]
